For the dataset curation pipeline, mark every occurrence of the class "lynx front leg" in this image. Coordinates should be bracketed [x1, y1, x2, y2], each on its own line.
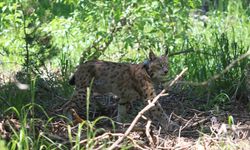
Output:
[149, 101, 179, 132]
[117, 91, 137, 122]
[140, 80, 179, 132]
[117, 103, 127, 122]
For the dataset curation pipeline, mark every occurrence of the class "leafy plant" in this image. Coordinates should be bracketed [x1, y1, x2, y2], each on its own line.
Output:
[1, 0, 250, 149]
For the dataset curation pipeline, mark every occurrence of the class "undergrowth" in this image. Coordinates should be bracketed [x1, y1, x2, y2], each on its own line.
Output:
[0, 0, 250, 149]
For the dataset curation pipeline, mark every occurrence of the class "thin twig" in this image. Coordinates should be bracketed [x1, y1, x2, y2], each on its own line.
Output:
[191, 116, 210, 127]
[167, 68, 188, 88]
[180, 114, 196, 131]
[79, 132, 123, 144]
[79, 3, 135, 63]
[79, 132, 145, 150]
[172, 113, 188, 122]
[169, 49, 194, 56]
[178, 50, 250, 86]
[145, 120, 155, 148]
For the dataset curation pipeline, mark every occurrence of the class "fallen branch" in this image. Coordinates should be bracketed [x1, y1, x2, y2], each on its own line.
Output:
[191, 116, 210, 127]
[108, 67, 188, 150]
[78, 132, 145, 150]
[145, 120, 155, 148]
[178, 50, 250, 86]
[180, 114, 196, 131]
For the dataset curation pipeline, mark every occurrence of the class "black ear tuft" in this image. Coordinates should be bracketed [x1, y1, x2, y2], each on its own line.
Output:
[165, 47, 169, 56]
[149, 51, 156, 60]
[69, 75, 75, 85]
[143, 60, 150, 68]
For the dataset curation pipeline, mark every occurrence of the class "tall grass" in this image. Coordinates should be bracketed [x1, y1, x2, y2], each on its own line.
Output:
[168, 1, 250, 108]
[5, 105, 57, 149]
[2, 79, 116, 149]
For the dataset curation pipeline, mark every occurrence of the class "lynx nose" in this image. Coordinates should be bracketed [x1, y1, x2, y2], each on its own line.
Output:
[163, 68, 168, 74]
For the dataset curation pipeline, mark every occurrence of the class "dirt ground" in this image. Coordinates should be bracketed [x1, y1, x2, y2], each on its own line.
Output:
[1, 84, 250, 149]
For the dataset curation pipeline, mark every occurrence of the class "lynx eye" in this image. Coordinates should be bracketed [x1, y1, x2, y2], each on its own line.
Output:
[153, 65, 161, 70]
[159, 61, 165, 68]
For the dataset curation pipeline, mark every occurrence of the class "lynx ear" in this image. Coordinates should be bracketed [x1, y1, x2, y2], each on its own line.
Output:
[149, 51, 156, 60]
[165, 47, 169, 56]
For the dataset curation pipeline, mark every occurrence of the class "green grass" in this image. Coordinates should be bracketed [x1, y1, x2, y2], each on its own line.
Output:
[0, 0, 250, 149]
[1, 75, 118, 149]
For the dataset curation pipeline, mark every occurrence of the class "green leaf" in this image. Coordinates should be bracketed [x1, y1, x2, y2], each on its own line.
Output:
[228, 115, 234, 126]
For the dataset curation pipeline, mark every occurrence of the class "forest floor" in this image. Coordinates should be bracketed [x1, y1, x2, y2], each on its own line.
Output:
[1, 72, 250, 149]
[0, 83, 250, 149]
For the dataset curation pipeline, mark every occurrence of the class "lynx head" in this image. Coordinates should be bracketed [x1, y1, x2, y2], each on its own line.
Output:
[143, 50, 169, 81]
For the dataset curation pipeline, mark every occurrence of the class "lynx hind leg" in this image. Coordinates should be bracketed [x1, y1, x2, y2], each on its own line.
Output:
[148, 102, 179, 132]
[64, 88, 87, 122]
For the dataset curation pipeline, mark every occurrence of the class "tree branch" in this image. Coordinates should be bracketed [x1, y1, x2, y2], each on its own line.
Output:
[178, 50, 250, 86]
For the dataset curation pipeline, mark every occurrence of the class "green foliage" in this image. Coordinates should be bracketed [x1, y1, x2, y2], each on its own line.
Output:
[0, 140, 8, 150]
[1, 0, 249, 109]
[0, 0, 250, 148]
[4, 104, 56, 150]
[228, 115, 234, 126]
[0, 0, 249, 109]
[205, 93, 230, 110]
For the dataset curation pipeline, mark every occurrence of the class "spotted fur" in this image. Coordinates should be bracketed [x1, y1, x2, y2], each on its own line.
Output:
[67, 51, 179, 131]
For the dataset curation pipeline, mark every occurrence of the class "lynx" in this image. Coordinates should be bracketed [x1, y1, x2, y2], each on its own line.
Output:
[67, 51, 179, 131]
